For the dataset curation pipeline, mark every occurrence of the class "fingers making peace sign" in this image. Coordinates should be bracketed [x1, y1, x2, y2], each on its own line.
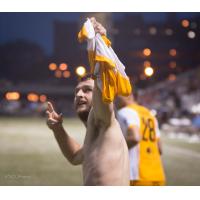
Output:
[46, 101, 63, 130]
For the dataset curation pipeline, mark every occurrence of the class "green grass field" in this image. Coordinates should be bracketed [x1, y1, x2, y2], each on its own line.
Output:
[0, 117, 200, 186]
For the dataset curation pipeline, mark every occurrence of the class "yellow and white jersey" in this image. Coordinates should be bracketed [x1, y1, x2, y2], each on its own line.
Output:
[78, 18, 132, 103]
[117, 103, 165, 183]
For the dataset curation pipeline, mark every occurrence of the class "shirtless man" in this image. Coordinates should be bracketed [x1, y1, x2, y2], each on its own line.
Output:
[46, 18, 129, 186]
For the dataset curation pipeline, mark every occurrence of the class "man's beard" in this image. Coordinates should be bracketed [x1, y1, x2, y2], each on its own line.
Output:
[77, 109, 90, 123]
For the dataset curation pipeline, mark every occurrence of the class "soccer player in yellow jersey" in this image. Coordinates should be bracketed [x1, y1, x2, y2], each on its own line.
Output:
[116, 92, 166, 186]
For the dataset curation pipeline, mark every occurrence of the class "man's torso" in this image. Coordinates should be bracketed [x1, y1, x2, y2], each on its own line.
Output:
[82, 109, 130, 185]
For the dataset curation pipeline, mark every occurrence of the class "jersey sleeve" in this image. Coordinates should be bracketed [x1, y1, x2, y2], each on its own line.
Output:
[117, 107, 140, 136]
[154, 118, 161, 139]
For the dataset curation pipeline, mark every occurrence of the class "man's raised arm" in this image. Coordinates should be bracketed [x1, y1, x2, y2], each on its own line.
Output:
[46, 102, 83, 165]
[92, 80, 115, 126]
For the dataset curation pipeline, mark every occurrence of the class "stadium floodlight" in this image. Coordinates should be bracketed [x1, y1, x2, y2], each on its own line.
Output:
[76, 66, 86, 77]
[49, 63, 57, 71]
[143, 48, 151, 57]
[5, 92, 20, 101]
[144, 66, 154, 77]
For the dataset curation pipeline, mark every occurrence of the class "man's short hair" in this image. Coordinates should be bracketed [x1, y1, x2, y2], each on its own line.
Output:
[78, 73, 94, 82]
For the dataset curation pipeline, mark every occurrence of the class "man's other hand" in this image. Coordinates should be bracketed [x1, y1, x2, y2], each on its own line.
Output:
[46, 101, 63, 130]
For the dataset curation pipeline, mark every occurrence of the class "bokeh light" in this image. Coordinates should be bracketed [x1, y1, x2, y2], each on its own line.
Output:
[149, 27, 157, 35]
[5, 92, 20, 101]
[187, 31, 196, 39]
[39, 95, 47, 103]
[27, 93, 39, 102]
[168, 74, 176, 81]
[169, 49, 177, 57]
[169, 61, 177, 69]
[59, 63, 68, 71]
[143, 48, 151, 56]
[48, 63, 57, 71]
[144, 61, 151, 67]
[181, 19, 190, 28]
[63, 71, 71, 78]
[165, 28, 173, 36]
[144, 67, 154, 77]
[54, 70, 62, 78]
[76, 66, 86, 77]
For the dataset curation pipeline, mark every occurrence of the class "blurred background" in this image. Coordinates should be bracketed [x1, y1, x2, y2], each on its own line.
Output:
[0, 12, 200, 185]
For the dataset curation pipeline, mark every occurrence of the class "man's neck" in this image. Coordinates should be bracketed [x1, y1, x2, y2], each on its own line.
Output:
[82, 120, 87, 127]
[125, 99, 135, 106]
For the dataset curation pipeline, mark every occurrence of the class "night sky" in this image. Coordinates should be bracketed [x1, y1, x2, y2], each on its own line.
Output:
[0, 12, 199, 55]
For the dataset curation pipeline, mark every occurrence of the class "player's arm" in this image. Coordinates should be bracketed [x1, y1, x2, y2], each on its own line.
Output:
[155, 117, 163, 155]
[118, 108, 141, 148]
[46, 102, 83, 165]
[157, 139, 163, 155]
[126, 125, 141, 149]
[92, 80, 115, 126]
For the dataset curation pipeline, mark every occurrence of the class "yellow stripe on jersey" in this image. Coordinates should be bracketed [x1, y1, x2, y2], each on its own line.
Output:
[130, 180, 165, 186]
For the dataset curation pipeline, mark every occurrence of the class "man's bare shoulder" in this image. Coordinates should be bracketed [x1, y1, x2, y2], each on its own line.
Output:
[86, 108, 121, 139]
